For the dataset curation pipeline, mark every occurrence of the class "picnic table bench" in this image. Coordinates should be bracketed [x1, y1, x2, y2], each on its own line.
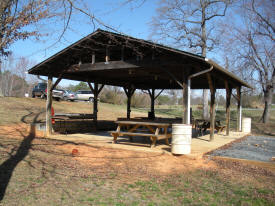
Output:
[110, 120, 172, 148]
[194, 119, 226, 136]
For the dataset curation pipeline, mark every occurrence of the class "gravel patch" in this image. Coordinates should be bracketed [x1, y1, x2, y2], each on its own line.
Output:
[210, 136, 275, 162]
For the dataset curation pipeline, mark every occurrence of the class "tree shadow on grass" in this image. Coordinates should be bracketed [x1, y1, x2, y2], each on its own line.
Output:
[0, 111, 42, 201]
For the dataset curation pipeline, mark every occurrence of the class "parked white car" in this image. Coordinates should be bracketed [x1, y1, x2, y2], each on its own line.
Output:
[75, 90, 94, 101]
[63, 90, 76, 101]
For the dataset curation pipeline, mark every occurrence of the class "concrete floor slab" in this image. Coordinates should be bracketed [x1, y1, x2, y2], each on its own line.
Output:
[48, 131, 249, 158]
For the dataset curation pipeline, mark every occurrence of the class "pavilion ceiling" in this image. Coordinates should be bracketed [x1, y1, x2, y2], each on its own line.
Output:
[28, 29, 251, 90]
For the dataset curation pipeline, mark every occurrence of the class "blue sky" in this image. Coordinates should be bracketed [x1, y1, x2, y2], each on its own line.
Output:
[8, 0, 237, 90]
[10, 0, 159, 86]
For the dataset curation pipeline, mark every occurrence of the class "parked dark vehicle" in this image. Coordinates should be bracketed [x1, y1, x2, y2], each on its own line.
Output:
[32, 83, 47, 98]
[63, 90, 76, 101]
[32, 83, 64, 101]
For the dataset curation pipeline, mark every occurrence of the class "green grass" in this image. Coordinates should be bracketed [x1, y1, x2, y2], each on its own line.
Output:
[1, 97, 274, 135]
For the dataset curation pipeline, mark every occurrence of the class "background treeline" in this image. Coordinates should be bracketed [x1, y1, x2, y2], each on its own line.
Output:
[65, 82, 273, 109]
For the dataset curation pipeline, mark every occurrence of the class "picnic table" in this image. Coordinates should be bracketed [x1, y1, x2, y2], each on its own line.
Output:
[194, 119, 225, 136]
[110, 120, 172, 148]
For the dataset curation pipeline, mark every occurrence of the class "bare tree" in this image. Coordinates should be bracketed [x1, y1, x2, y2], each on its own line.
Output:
[0, 55, 14, 96]
[231, 0, 274, 123]
[0, 55, 34, 97]
[151, 0, 232, 119]
[0, 0, 117, 64]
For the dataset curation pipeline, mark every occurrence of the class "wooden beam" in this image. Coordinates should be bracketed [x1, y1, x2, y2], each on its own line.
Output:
[225, 80, 232, 136]
[232, 93, 239, 101]
[68, 61, 140, 72]
[87, 82, 94, 93]
[51, 76, 62, 91]
[98, 84, 105, 94]
[159, 67, 184, 89]
[147, 89, 152, 97]
[209, 71, 240, 89]
[154, 89, 164, 100]
[46, 75, 53, 137]
[207, 73, 216, 141]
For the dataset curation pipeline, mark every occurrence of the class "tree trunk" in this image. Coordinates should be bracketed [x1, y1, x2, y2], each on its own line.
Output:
[262, 88, 273, 123]
[201, 3, 209, 120]
[262, 68, 274, 123]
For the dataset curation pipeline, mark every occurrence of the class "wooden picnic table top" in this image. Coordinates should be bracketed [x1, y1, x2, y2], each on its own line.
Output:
[115, 120, 171, 127]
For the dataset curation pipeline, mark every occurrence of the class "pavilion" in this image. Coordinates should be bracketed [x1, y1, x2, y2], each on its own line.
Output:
[28, 29, 251, 140]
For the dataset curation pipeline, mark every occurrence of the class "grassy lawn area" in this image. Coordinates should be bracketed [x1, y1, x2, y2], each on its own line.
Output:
[0, 97, 149, 125]
[0, 97, 274, 205]
[1, 97, 274, 135]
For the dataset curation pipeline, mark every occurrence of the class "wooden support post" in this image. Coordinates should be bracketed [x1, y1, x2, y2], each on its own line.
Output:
[123, 87, 136, 119]
[225, 81, 232, 135]
[46, 75, 53, 136]
[93, 83, 98, 122]
[88, 82, 105, 130]
[148, 89, 155, 119]
[207, 73, 216, 141]
[182, 73, 188, 124]
[151, 89, 155, 114]
[187, 78, 191, 124]
[237, 86, 242, 132]
[127, 95, 131, 119]
[51, 75, 62, 91]
[147, 89, 164, 120]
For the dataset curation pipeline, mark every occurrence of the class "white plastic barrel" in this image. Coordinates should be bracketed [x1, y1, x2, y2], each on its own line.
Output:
[172, 124, 192, 155]
[242, 117, 251, 133]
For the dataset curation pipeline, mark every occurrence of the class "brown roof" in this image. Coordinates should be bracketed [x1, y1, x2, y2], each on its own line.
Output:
[28, 29, 251, 89]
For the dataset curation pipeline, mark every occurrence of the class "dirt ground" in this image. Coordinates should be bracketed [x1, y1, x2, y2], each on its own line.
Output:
[1, 123, 274, 181]
[1, 123, 275, 205]
[0, 123, 213, 174]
